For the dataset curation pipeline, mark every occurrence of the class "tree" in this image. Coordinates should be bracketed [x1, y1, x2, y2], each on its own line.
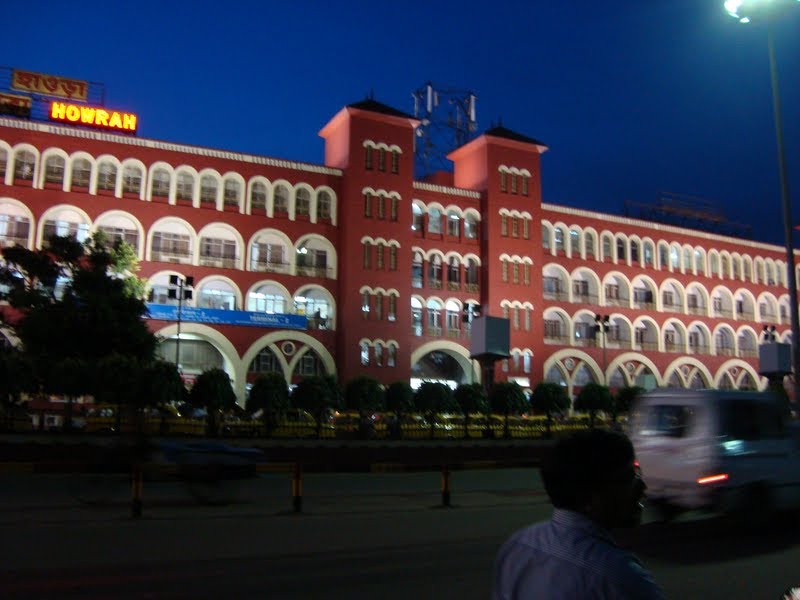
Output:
[0, 234, 157, 428]
[454, 383, 488, 439]
[292, 375, 341, 438]
[530, 382, 571, 438]
[385, 381, 414, 439]
[189, 368, 237, 436]
[614, 385, 645, 423]
[246, 372, 290, 436]
[489, 381, 528, 439]
[413, 382, 457, 438]
[573, 382, 613, 429]
[343, 376, 385, 439]
[0, 346, 33, 430]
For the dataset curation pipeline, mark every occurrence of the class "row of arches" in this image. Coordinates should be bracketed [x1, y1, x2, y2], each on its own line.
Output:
[543, 307, 778, 358]
[543, 264, 791, 324]
[542, 220, 790, 287]
[0, 142, 338, 223]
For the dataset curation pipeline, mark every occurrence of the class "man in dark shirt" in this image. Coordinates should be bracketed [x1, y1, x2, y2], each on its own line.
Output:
[493, 429, 664, 599]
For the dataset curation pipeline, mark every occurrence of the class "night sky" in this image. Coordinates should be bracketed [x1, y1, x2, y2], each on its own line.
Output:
[2, 0, 798, 245]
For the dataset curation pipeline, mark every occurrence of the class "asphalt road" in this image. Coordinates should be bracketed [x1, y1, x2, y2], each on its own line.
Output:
[1, 469, 799, 599]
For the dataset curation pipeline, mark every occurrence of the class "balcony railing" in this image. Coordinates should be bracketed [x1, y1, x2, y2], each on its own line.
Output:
[604, 297, 628, 308]
[737, 310, 755, 321]
[633, 300, 655, 310]
[716, 347, 735, 356]
[251, 261, 289, 274]
[714, 307, 733, 318]
[428, 280, 443, 290]
[447, 281, 460, 291]
[543, 290, 569, 301]
[544, 334, 569, 345]
[572, 293, 599, 305]
[411, 277, 423, 288]
[739, 348, 758, 358]
[296, 265, 334, 279]
[663, 342, 683, 353]
[307, 317, 331, 330]
[688, 343, 710, 354]
[447, 329, 461, 339]
[199, 256, 238, 269]
[151, 250, 193, 265]
[687, 306, 707, 316]
[662, 302, 680, 312]
[634, 341, 659, 351]
[465, 283, 479, 293]
[0, 235, 28, 248]
[426, 326, 443, 337]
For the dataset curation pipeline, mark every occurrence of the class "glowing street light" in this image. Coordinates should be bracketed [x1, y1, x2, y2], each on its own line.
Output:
[725, 0, 800, 401]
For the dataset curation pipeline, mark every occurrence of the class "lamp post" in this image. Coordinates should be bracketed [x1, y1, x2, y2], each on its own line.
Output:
[725, 0, 800, 402]
[594, 314, 610, 386]
[168, 274, 194, 377]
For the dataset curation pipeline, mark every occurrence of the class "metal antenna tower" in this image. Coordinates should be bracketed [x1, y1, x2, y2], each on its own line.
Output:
[412, 82, 478, 178]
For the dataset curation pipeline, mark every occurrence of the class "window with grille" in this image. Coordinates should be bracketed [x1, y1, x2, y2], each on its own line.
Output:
[200, 237, 236, 261]
[363, 193, 372, 217]
[13, 150, 35, 181]
[510, 174, 518, 194]
[376, 244, 385, 269]
[391, 197, 398, 222]
[500, 215, 508, 237]
[295, 189, 310, 217]
[389, 245, 397, 270]
[316, 191, 331, 220]
[544, 320, 562, 338]
[365, 146, 373, 170]
[71, 159, 91, 188]
[378, 148, 386, 171]
[151, 170, 170, 197]
[224, 180, 241, 206]
[0, 215, 30, 244]
[176, 173, 194, 201]
[97, 162, 117, 192]
[388, 295, 397, 321]
[123, 166, 143, 194]
[362, 293, 370, 318]
[43, 219, 90, 243]
[501, 260, 509, 282]
[500, 171, 507, 192]
[376, 195, 385, 219]
[44, 156, 65, 184]
[200, 176, 217, 204]
[152, 232, 190, 256]
[273, 186, 289, 215]
[521, 176, 529, 196]
[251, 183, 267, 211]
[523, 219, 529, 239]
[363, 243, 372, 269]
[98, 226, 138, 248]
[391, 151, 399, 174]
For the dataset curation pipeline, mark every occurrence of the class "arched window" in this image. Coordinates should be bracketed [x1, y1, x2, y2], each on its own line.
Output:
[44, 155, 65, 185]
[295, 188, 311, 218]
[317, 190, 332, 220]
[428, 207, 442, 234]
[176, 172, 194, 201]
[412, 252, 423, 288]
[13, 150, 35, 181]
[250, 347, 282, 374]
[411, 297, 423, 336]
[426, 299, 442, 334]
[97, 161, 117, 192]
[251, 182, 267, 211]
[71, 158, 91, 188]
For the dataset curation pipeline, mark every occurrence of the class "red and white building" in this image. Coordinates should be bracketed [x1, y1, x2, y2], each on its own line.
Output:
[0, 74, 795, 404]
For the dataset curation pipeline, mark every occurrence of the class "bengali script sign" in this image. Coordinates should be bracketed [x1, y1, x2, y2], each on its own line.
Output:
[49, 101, 137, 133]
[11, 69, 88, 100]
[145, 303, 308, 330]
[0, 92, 32, 118]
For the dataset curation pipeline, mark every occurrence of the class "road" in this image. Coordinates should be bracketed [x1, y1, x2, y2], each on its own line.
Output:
[1, 469, 799, 598]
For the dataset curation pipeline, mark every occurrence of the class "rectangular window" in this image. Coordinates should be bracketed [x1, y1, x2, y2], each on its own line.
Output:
[511, 218, 519, 238]
[388, 295, 397, 321]
[512, 263, 520, 284]
[363, 244, 371, 269]
[521, 176, 529, 196]
[363, 193, 372, 217]
[389, 245, 397, 270]
[378, 148, 386, 172]
[391, 198, 398, 221]
[522, 219, 529, 239]
[500, 172, 507, 192]
[574, 280, 589, 297]
[510, 174, 517, 194]
[391, 151, 399, 174]
[376, 245, 384, 269]
[365, 146, 373, 170]
[662, 291, 674, 307]
[501, 261, 509, 282]
[501, 215, 508, 236]
[523, 264, 530, 285]
[605, 284, 619, 300]
[544, 319, 562, 338]
[375, 294, 383, 320]
[377, 195, 385, 219]
[362, 293, 370, 318]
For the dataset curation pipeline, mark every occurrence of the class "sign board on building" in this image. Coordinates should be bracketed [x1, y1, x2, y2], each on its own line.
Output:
[145, 304, 308, 331]
[0, 92, 31, 118]
[49, 101, 137, 133]
[11, 69, 89, 101]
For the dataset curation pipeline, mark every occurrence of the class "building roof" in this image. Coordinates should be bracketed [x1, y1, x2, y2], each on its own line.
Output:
[484, 125, 546, 147]
[347, 98, 416, 120]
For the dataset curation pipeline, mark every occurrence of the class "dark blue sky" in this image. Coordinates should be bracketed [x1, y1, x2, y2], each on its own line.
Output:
[2, 0, 798, 245]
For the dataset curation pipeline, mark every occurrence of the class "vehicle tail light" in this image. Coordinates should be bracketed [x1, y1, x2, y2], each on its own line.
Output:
[697, 473, 729, 485]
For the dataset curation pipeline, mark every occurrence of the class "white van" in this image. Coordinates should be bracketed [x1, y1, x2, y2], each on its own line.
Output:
[628, 389, 800, 520]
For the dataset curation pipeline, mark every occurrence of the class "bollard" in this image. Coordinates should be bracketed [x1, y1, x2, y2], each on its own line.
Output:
[292, 462, 303, 513]
[441, 464, 451, 507]
[131, 464, 143, 519]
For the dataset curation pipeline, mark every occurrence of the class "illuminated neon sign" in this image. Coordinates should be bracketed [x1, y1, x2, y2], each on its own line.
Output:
[49, 101, 138, 133]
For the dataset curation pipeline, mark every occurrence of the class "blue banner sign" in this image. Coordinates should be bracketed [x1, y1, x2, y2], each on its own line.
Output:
[145, 303, 308, 330]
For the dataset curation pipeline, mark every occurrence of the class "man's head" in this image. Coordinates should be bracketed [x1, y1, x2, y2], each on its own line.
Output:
[541, 429, 646, 529]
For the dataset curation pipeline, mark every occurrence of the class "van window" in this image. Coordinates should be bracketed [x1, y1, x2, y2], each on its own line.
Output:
[639, 405, 694, 438]
[719, 400, 784, 440]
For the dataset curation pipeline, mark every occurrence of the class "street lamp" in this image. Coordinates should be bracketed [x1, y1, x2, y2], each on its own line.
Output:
[725, 0, 800, 402]
[594, 314, 610, 386]
[168, 274, 194, 375]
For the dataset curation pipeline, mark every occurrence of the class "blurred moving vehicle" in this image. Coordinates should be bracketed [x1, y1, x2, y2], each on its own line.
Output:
[628, 389, 800, 522]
